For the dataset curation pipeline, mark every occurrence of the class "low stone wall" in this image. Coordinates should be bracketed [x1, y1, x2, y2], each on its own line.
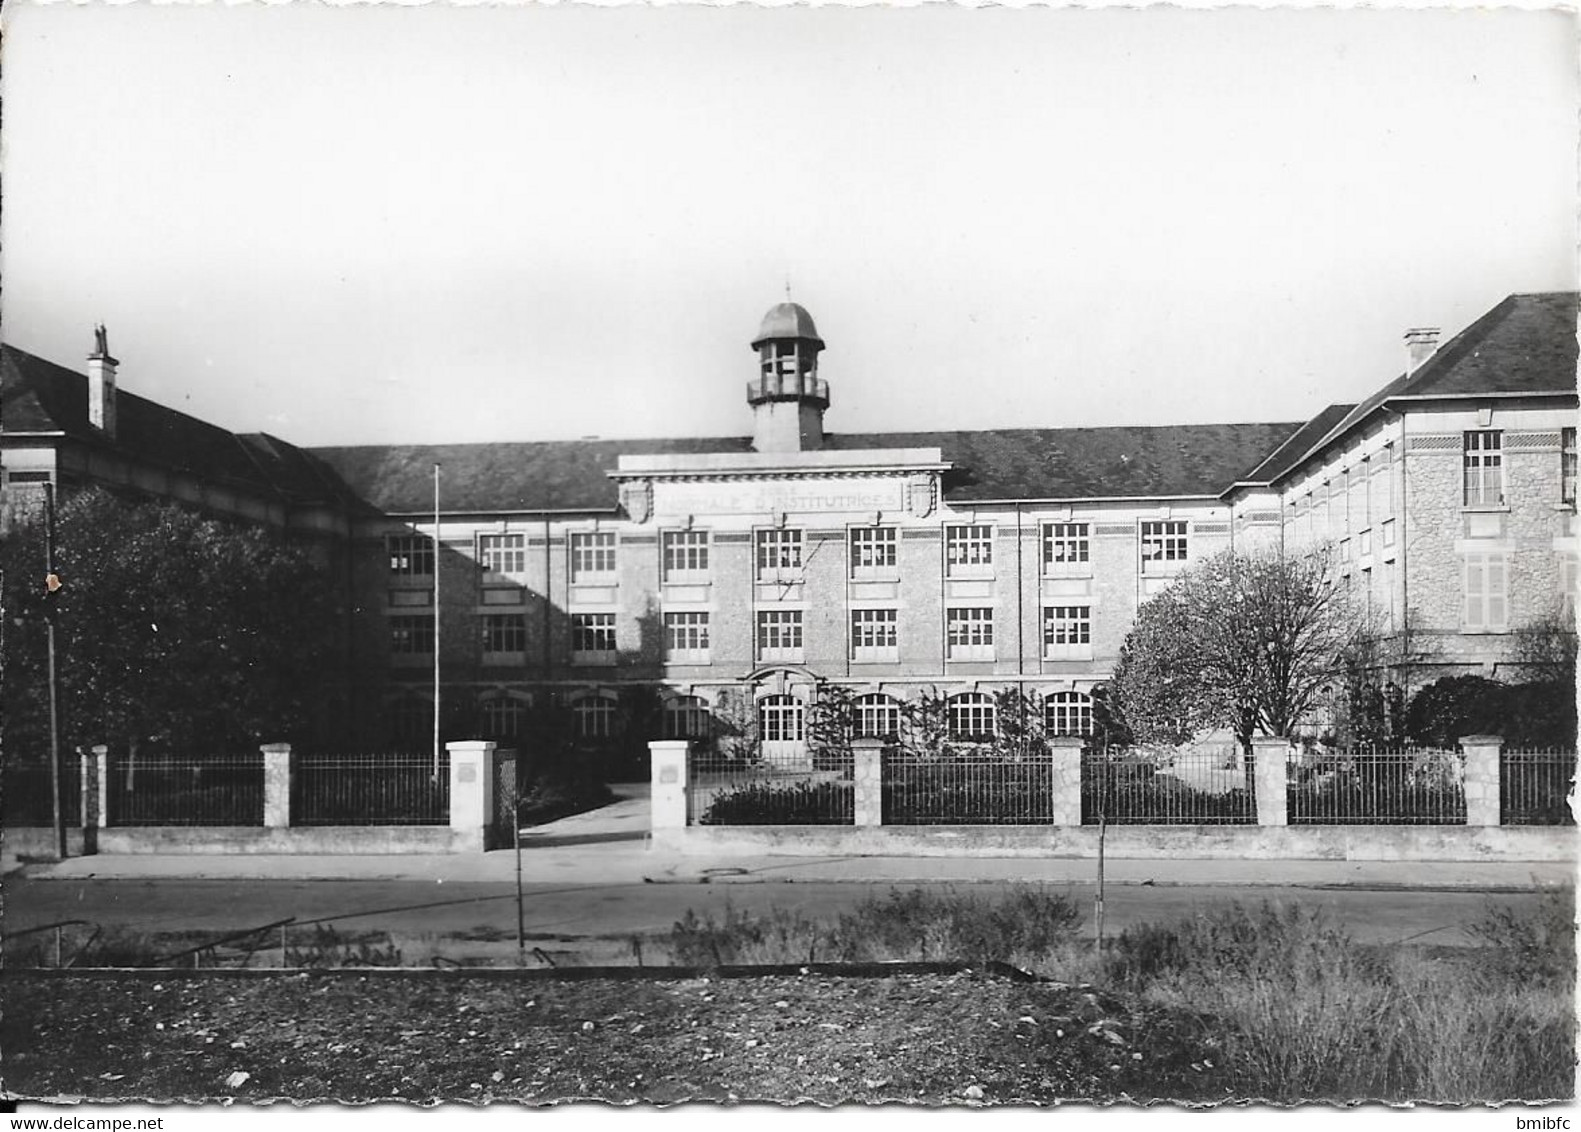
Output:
[654, 823, 1577, 863]
[3, 827, 92, 860]
[6, 825, 473, 855]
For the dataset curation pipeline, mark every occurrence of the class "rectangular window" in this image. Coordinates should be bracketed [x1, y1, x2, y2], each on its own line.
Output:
[571, 613, 617, 662]
[1042, 605, 1091, 657]
[849, 527, 898, 578]
[850, 609, 899, 662]
[481, 613, 527, 655]
[1140, 520, 1188, 566]
[388, 535, 434, 578]
[1380, 558, 1396, 632]
[1463, 553, 1508, 631]
[1563, 428, 1577, 506]
[664, 611, 711, 663]
[1463, 430, 1504, 507]
[944, 525, 994, 575]
[755, 529, 804, 579]
[478, 533, 526, 578]
[662, 530, 710, 582]
[389, 615, 434, 655]
[571, 532, 617, 581]
[946, 607, 995, 661]
[756, 610, 804, 662]
[1042, 523, 1089, 570]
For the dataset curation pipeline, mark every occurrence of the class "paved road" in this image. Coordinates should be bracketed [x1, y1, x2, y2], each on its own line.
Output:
[3, 874, 1555, 967]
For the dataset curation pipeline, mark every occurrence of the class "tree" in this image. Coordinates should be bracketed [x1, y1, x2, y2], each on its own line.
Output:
[2, 488, 339, 759]
[1109, 547, 1358, 756]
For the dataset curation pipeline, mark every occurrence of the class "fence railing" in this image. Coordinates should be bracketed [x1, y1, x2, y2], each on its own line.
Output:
[2, 759, 82, 827]
[688, 746, 853, 826]
[1500, 748, 1576, 827]
[883, 748, 1053, 825]
[291, 752, 450, 826]
[1082, 746, 1257, 825]
[106, 752, 264, 827]
[1287, 747, 1466, 826]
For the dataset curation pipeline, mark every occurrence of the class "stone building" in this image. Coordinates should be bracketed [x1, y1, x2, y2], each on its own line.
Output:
[3, 293, 1575, 761]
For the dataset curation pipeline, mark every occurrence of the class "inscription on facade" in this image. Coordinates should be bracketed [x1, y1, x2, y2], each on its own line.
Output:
[655, 478, 906, 518]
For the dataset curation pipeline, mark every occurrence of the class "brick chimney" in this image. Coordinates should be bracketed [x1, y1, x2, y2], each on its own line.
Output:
[1404, 327, 1440, 380]
[87, 324, 118, 438]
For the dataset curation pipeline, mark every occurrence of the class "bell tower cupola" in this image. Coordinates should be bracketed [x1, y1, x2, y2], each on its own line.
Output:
[748, 301, 828, 452]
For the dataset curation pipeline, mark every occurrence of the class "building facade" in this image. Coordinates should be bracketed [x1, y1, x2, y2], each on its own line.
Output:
[3, 293, 1576, 762]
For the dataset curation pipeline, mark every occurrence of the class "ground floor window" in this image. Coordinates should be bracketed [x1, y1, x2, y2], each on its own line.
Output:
[664, 695, 713, 740]
[947, 692, 996, 741]
[1045, 690, 1093, 737]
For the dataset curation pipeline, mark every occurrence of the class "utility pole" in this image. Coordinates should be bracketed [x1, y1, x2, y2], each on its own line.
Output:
[432, 463, 442, 781]
[44, 481, 66, 861]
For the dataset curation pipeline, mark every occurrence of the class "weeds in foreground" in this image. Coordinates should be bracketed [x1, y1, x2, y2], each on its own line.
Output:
[668, 888, 1577, 1103]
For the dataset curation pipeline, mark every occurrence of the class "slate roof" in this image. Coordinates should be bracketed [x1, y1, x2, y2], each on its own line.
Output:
[1, 344, 359, 508]
[1299, 291, 1578, 464]
[312, 421, 1308, 514]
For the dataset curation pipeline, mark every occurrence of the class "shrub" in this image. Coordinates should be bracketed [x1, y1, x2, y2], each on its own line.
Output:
[697, 780, 852, 825]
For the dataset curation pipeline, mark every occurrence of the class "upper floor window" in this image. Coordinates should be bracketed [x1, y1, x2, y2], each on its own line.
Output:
[386, 695, 434, 749]
[1042, 605, 1091, 657]
[389, 615, 434, 656]
[1043, 523, 1089, 570]
[1045, 690, 1093, 737]
[1563, 428, 1577, 506]
[756, 609, 804, 662]
[849, 527, 898, 578]
[388, 534, 434, 578]
[478, 533, 526, 579]
[481, 613, 527, 655]
[571, 613, 617, 663]
[945, 525, 994, 576]
[1140, 521, 1188, 566]
[946, 607, 995, 661]
[662, 530, 710, 582]
[573, 695, 617, 741]
[852, 693, 901, 741]
[947, 692, 996, 741]
[663, 611, 711, 664]
[850, 608, 899, 662]
[756, 529, 804, 579]
[663, 695, 713, 741]
[571, 532, 617, 582]
[1463, 430, 1504, 508]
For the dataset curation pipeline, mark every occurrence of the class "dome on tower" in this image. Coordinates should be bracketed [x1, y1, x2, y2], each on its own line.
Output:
[751, 302, 824, 349]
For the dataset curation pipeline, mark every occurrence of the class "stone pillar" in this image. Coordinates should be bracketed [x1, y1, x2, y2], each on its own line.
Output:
[1460, 734, 1503, 828]
[852, 739, 885, 827]
[261, 743, 292, 829]
[446, 740, 498, 852]
[649, 740, 690, 832]
[1251, 737, 1290, 826]
[1048, 737, 1086, 827]
[92, 745, 110, 829]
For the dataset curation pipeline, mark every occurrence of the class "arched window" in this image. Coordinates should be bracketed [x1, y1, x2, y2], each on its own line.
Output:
[572, 694, 617, 741]
[758, 694, 805, 743]
[480, 696, 525, 741]
[664, 695, 713, 740]
[1045, 691, 1094, 738]
[852, 693, 901, 741]
[947, 692, 996, 741]
[386, 694, 433, 751]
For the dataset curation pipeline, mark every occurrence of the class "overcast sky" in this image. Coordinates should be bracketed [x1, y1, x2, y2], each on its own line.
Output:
[2, 3, 1574, 449]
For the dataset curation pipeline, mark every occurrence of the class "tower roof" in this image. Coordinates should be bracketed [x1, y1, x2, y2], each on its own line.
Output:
[751, 302, 824, 349]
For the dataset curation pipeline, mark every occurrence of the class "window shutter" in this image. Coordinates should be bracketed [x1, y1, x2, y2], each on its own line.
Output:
[1464, 557, 1485, 629]
[1487, 557, 1508, 630]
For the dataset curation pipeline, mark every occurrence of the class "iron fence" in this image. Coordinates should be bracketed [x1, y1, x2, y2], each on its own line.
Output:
[1500, 748, 1576, 826]
[292, 752, 450, 826]
[883, 747, 1053, 824]
[1083, 745, 1256, 825]
[1, 759, 82, 827]
[688, 744, 853, 825]
[1288, 746, 1465, 825]
[106, 752, 263, 826]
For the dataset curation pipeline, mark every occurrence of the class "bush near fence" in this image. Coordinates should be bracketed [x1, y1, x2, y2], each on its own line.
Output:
[1500, 749, 1577, 827]
[106, 753, 263, 827]
[696, 779, 854, 825]
[883, 750, 1054, 825]
[2, 760, 82, 826]
[1287, 747, 1466, 826]
[1082, 748, 1256, 825]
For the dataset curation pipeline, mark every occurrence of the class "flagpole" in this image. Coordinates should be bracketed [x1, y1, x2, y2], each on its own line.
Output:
[45, 481, 65, 861]
[433, 463, 442, 780]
